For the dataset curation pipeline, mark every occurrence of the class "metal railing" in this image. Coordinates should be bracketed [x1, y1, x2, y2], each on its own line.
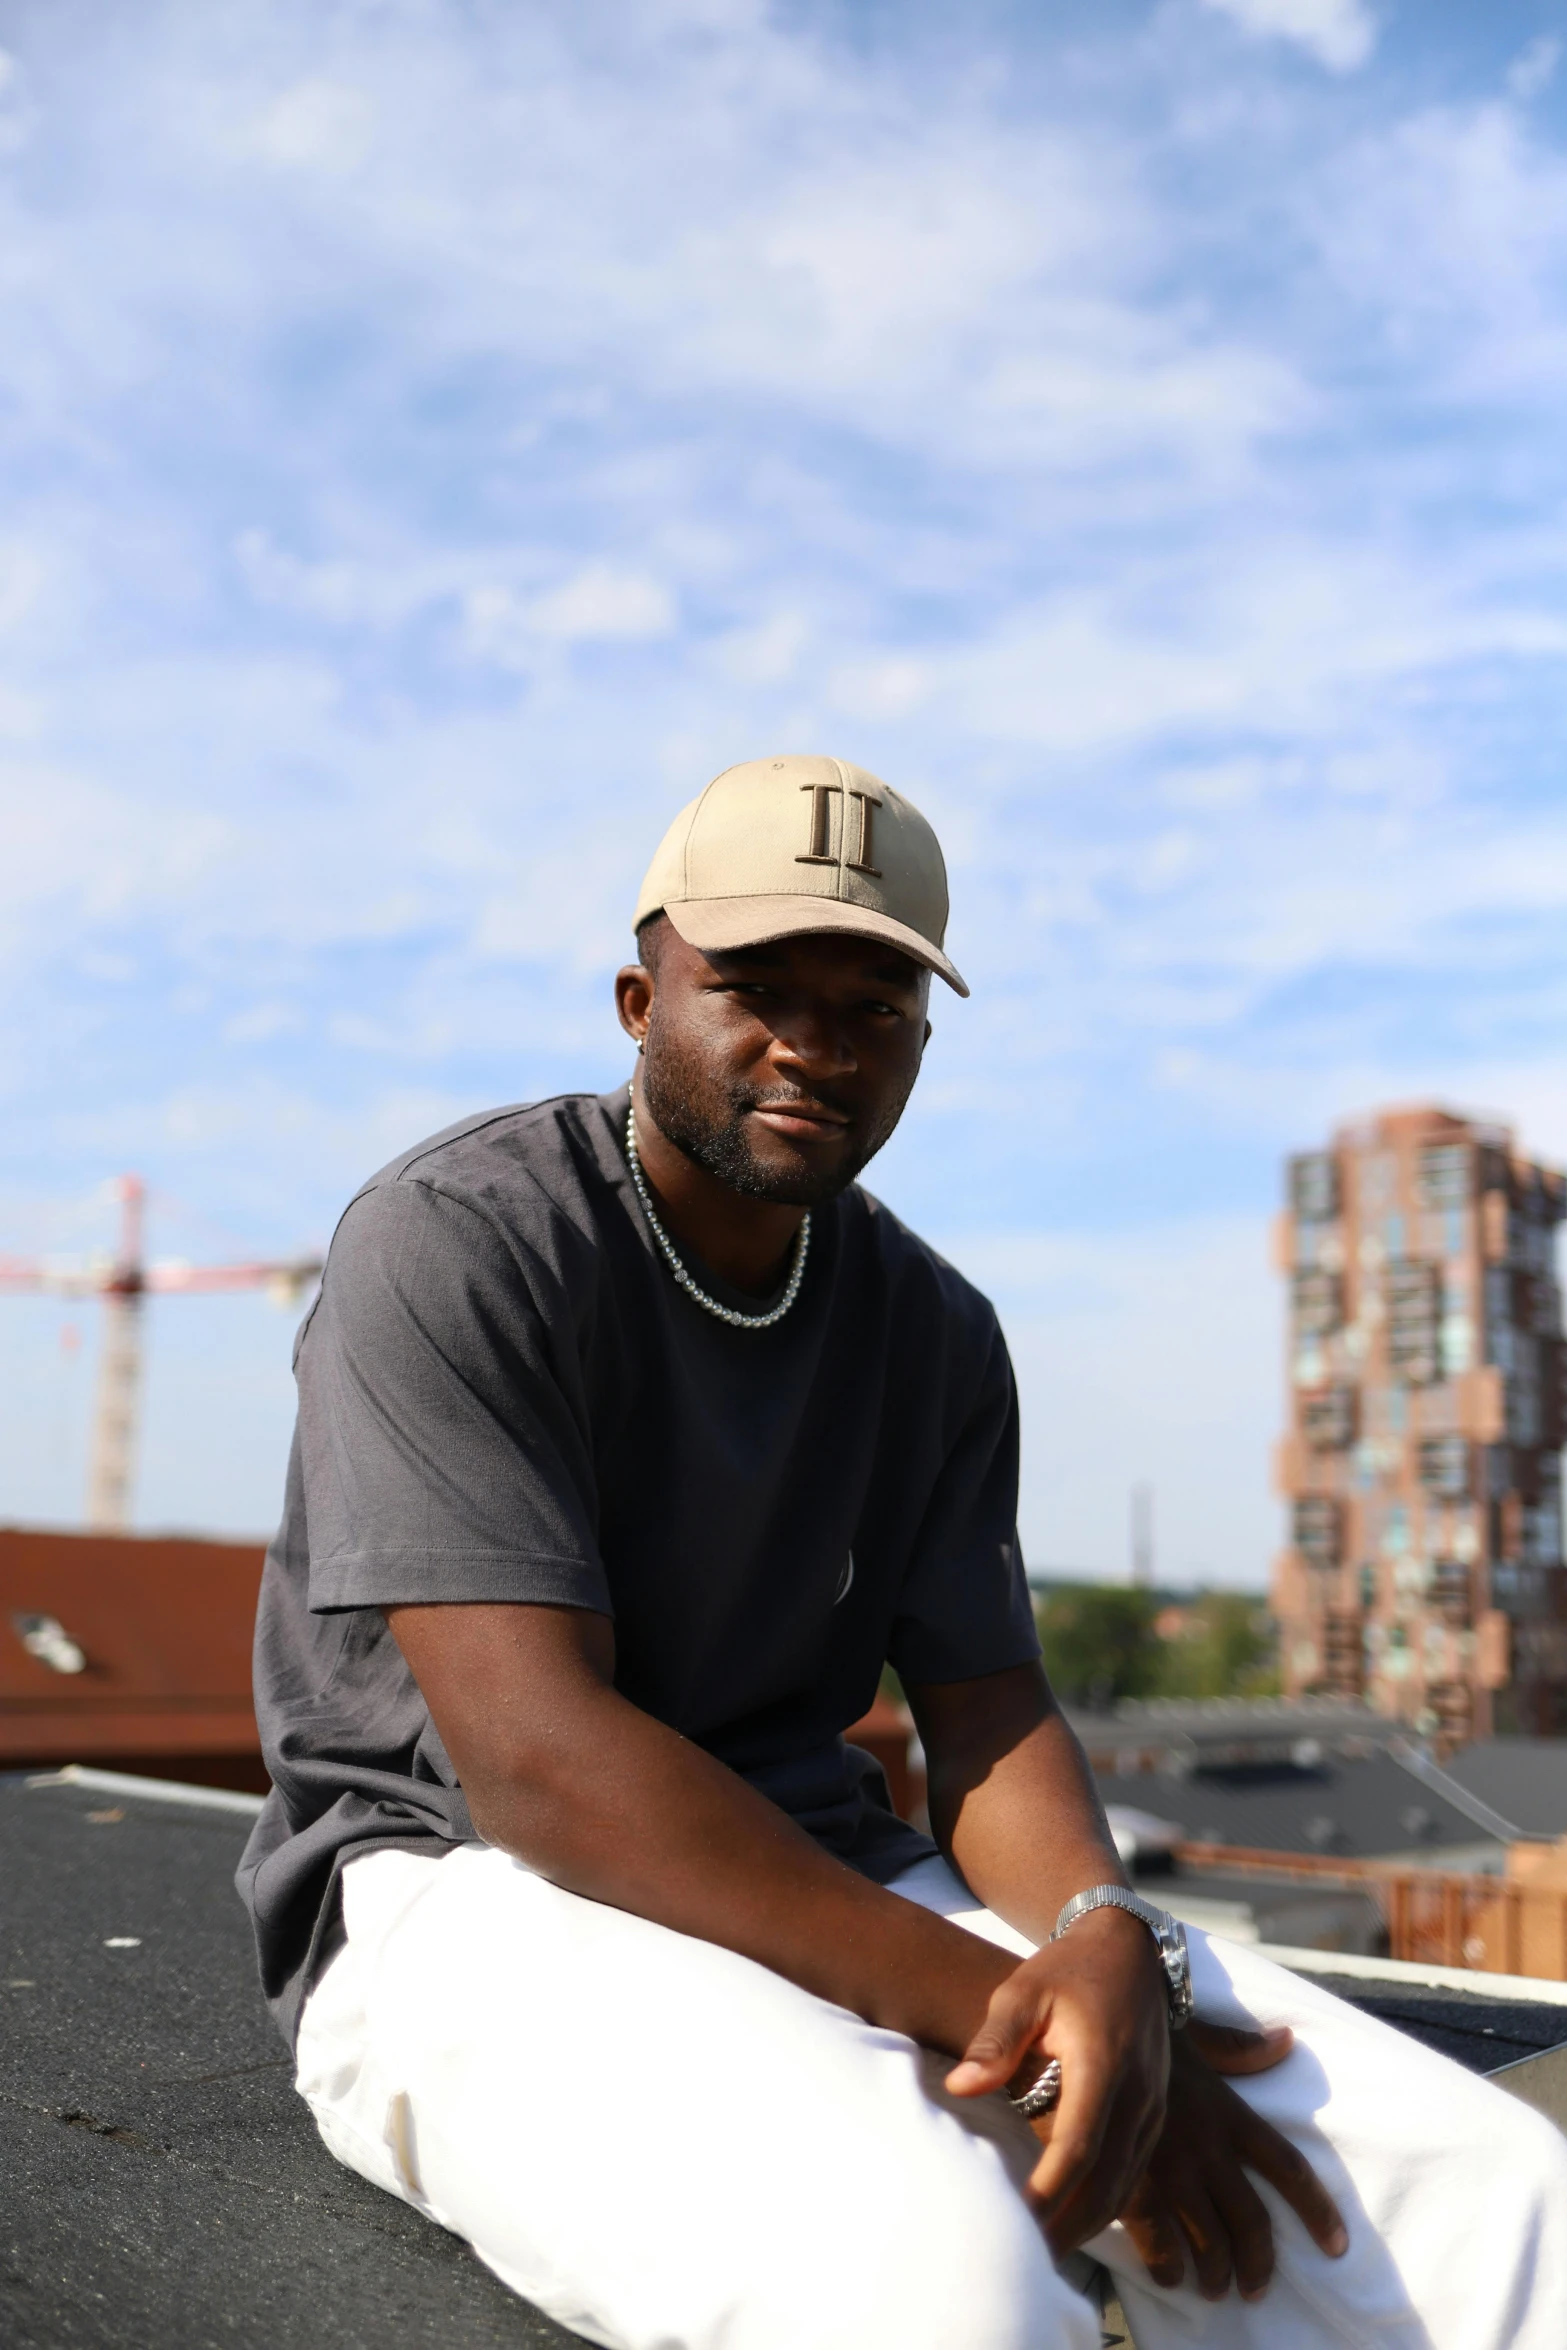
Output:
[1174, 1840, 1567, 1979]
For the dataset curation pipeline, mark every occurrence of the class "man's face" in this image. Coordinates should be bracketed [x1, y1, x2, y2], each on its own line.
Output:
[632, 923, 932, 1207]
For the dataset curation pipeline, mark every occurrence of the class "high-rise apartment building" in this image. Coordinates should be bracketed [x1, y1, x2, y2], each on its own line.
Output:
[1272, 1105, 1567, 1745]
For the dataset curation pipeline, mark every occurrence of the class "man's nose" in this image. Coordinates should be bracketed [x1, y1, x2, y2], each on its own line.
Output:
[768, 1010, 857, 1078]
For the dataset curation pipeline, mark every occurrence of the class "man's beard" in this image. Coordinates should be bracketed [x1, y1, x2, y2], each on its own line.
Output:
[640, 1026, 912, 1208]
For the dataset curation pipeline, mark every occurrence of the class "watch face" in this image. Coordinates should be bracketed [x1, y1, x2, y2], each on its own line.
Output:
[1147, 1915, 1193, 2025]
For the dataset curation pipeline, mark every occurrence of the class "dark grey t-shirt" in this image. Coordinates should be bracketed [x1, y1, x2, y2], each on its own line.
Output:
[237, 1087, 1039, 2041]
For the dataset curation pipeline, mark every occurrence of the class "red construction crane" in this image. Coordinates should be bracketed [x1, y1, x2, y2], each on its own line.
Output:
[0, 1175, 322, 1530]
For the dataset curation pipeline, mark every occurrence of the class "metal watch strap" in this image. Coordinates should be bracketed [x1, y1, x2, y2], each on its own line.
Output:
[1050, 1883, 1194, 2029]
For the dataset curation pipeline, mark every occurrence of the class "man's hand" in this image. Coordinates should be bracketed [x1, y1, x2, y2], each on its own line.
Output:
[945, 1909, 1171, 2252]
[1118, 2022, 1348, 2300]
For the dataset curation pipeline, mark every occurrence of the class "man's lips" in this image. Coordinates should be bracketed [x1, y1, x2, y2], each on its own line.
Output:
[748, 1100, 852, 1141]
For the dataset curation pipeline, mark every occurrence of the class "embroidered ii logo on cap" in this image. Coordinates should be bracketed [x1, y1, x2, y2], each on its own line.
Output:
[631, 755, 968, 996]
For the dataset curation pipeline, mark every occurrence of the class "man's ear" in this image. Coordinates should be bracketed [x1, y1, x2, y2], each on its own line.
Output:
[615, 963, 654, 1050]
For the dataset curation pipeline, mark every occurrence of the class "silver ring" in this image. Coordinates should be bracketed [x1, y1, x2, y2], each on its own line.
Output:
[1010, 2058, 1062, 2120]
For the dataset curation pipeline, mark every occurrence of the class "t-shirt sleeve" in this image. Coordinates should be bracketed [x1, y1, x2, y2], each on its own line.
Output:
[886, 1311, 1041, 1685]
[297, 1176, 612, 1616]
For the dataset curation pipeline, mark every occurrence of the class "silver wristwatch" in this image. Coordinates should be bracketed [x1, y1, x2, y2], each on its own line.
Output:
[1051, 1884, 1194, 2029]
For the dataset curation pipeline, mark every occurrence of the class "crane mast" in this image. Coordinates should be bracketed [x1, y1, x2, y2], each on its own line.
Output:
[1, 1175, 320, 1530]
[84, 1177, 146, 1531]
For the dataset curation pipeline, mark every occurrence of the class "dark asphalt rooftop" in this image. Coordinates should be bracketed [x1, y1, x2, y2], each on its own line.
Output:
[1094, 1744, 1509, 1864]
[1066, 1697, 1403, 1771]
[5, 1767, 1565, 2348]
[1441, 1737, 1567, 1838]
[1, 1771, 578, 2350]
[1264, 1965, 1567, 2074]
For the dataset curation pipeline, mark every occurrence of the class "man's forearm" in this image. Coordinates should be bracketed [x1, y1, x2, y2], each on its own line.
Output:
[914, 1664, 1131, 1945]
[387, 1602, 1017, 2060]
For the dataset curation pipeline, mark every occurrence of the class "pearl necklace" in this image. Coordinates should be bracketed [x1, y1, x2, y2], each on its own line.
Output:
[624, 1105, 811, 1330]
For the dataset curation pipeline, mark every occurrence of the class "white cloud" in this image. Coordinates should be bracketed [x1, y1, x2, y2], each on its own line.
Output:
[1508, 38, 1561, 106]
[830, 542, 1567, 761]
[0, 537, 47, 633]
[223, 1003, 302, 1045]
[462, 568, 676, 666]
[234, 528, 412, 626]
[233, 531, 681, 657]
[0, 3, 1297, 491]
[250, 77, 375, 174]
[711, 612, 810, 686]
[1317, 98, 1567, 398]
[828, 654, 930, 721]
[1198, 0, 1376, 73]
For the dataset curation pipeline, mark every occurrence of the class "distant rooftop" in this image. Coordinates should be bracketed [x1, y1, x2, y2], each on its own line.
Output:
[1067, 1696, 1404, 1775]
[1442, 1739, 1567, 1841]
[1087, 1722, 1521, 1867]
[1070, 1706, 1567, 1857]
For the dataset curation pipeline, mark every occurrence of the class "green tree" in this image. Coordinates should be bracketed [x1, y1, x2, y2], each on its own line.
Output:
[1154, 1593, 1278, 1701]
[1031, 1584, 1280, 1710]
[1034, 1585, 1164, 1709]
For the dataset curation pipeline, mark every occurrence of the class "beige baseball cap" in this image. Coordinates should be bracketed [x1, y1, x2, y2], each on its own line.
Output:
[632, 754, 968, 997]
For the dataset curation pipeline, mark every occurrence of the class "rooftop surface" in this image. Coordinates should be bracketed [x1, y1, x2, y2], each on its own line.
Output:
[1, 1771, 575, 2349]
[1441, 1737, 1567, 1838]
[5, 1767, 1564, 2349]
[1093, 1743, 1510, 1867]
[1067, 1696, 1404, 1758]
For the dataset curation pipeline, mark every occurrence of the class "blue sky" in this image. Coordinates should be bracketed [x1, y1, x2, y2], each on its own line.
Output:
[2, 0, 1566, 1583]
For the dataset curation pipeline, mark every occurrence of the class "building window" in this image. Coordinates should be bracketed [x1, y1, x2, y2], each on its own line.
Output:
[1508, 1339, 1542, 1446]
[1526, 1504, 1564, 1569]
[1387, 1260, 1443, 1385]
[1431, 1562, 1472, 1626]
[1303, 1387, 1356, 1449]
[1290, 1152, 1339, 1221]
[1294, 1496, 1342, 1566]
[1293, 1268, 1343, 1336]
[1418, 1437, 1469, 1498]
[1418, 1143, 1471, 1209]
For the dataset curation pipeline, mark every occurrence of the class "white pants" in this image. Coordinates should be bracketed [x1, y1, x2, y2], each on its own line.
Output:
[295, 1843, 1567, 2350]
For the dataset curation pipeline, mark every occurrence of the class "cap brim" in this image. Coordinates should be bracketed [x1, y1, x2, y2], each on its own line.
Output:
[662, 894, 969, 997]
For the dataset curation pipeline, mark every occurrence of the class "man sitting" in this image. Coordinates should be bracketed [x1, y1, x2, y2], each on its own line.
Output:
[240, 754, 1567, 2350]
